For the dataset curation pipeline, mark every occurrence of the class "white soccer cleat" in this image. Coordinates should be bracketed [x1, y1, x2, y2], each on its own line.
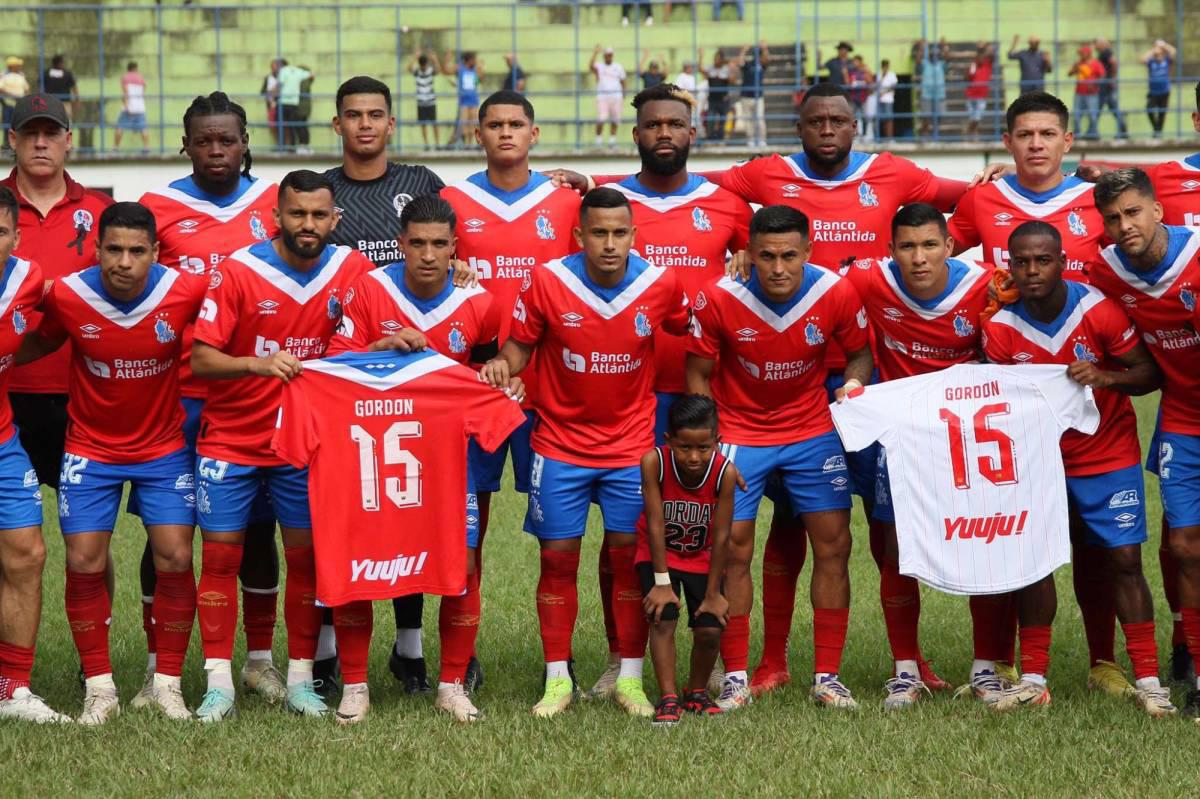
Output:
[241, 658, 287, 703]
[0, 688, 72, 724]
[149, 674, 191, 720]
[128, 669, 155, 710]
[335, 683, 370, 726]
[715, 674, 752, 712]
[586, 654, 620, 701]
[882, 673, 930, 711]
[954, 669, 1009, 705]
[991, 679, 1051, 712]
[811, 674, 858, 710]
[1132, 685, 1177, 718]
[77, 679, 121, 726]
[436, 680, 481, 723]
[195, 687, 237, 723]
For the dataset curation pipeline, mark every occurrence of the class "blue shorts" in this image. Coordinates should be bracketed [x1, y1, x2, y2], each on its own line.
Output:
[1145, 410, 1162, 474]
[468, 410, 535, 494]
[824, 373, 879, 500]
[1157, 432, 1200, 529]
[722, 430, 853, 522]
[872, 447, 896, 523]
[459, 93, 480, 109]
[58, 447, 195, 535]
[523, 451, 643, 539]
[1066, 464, 1148, 548]
[0, 434, 42, 531]
[654, 391, 681, 445]
[196, 458, 309, 531]
[117, 111, 147, 132]
[466, 467, 480, 549]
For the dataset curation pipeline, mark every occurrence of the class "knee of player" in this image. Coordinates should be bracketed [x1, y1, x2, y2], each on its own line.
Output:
[8, 536, 47, 577]
[812, 533, 853, 562]
[155, 548, 193, 574]
[692, 625, 721, 649]
[1105, 545, 1145, 578]
[1168, 529, 1200, 564]
[63, 542, 102, 574]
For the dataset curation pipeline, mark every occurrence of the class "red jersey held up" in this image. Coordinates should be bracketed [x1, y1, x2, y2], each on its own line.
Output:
[0, 256, 45, 442]
[509, 251, 690, 468]
[194, 240, 373, 466]
[609, 174, 751, 394]
[272, 349, 526, 606]
[983, 281, 1141, 475]
[688, 267, 869, 446]
[635, 446, 731, 573]
[1147, 156, 1200, 228]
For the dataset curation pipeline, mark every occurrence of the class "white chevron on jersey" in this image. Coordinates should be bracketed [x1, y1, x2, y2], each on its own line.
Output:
[716, 268, 839, 332]
[0, 258, 32, 320]
[544, 257, 669, 319]
[991, 178, 1095, 219]
[988, 284, 1107, 353]
[60, 268, 180, 329]
[608, 179, 721, 212]
[366, 269, 487, 331]
[235, 244, 352, 304]
[143, 179, 275, 223]
[877, 258, 988, 320]
[448, 178, 559, 222]
[301, 350, 457, 391]
[1096, 230, 1200, 298]
[780, 152, 877, 188]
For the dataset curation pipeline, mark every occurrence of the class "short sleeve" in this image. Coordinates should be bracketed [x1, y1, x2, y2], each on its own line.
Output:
[476, 292, 502, 346]
[980, 319, 1011, 364]
[728, 199, 752, 253]
[686, 285, 722, 360]
[462, 377, 528, 453]
[896, 156, 941, 205]
[829, 382, 897, 452]
[660, 271, 692, 337]
[508, 269, 546, 346]
[830, 277, 869, 354]
[271, 378, 320, 468]
[36, 282, 67, 340]
[946, 186, 982, 251]
[1031, 365, 1101, 436]
[710, 158, 766, 205]
[1096, 299, 1139, 357]
[193, 266, 241, 350]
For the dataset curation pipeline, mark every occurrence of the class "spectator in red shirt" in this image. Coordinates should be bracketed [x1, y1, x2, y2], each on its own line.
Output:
[1069, 45, 1105, 140]
[965, 43, 994, 140]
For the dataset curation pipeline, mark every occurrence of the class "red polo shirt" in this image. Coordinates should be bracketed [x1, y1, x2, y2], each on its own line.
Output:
[0, 169, 113, 393]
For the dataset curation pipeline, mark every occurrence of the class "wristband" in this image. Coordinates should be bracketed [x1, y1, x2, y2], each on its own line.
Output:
[843, 378, 863, 392]
[653, 572, 671, 587]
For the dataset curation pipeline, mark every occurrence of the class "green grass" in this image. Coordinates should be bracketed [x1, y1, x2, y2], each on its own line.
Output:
[3, 394, 1199, 797]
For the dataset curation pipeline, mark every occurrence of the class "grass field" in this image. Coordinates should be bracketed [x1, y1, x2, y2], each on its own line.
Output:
[2, 394, 1199, 797]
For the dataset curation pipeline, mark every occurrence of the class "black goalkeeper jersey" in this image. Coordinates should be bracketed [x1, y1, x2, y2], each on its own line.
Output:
[324, 162, 446, 266]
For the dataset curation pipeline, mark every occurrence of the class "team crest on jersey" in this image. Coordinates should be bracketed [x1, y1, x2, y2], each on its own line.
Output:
[154, 317, 176, 344]
[692, 207, 712, 232]
[72, 209, 94, 232]
[993, 212, 1014, 227]
[693, 291, 707, 311]
[249, 213, 270, 242]
[1067, 211, 1088, 236]
[858, 182, 879, 208]
[1072, 339, 1097, 363]
[1180, 287, 1196, 312]
[804, 320, 825, 345]
[952, 313, 975, 338]
[327, 294, 343, 320]
[393, 193, 413, 217]
[634, 308, 652, 337]
[448, 326, 468, 354]
[11, 309, 25, 335]
[535, 212, 556, 241]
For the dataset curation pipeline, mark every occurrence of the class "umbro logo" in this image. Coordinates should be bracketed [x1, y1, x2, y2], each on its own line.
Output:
[80, 323, 101, 338]
[381, 320, 401, 331]
[465, 218, 485, 233]
[994, 212, 1014, 227]
[1012, 352, 1034, 362]
[177, 219, 199, 233]
[257, 299, 279, 314]
[781, 183, 802, 196]
[1120, 293, 1136, 305]
[735, 327, 757, 340]
[1183, 180, 1200, 191]
[561, 312, 583, 327]
[883, 307, 904, 319]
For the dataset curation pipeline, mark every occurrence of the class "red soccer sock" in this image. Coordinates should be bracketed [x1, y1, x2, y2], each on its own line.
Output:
[1019, 625, 1053, 678]
[880, 562, 921, 662]
[597, 540, 617, 655]
[333, 602, 373, 684]
[609, 544, 648, 659]
[439, 571, 481, 684]
[153, 569, 196, 677]
[813, 607, 850, 675]
[283, 546, 321, 661]
[759, 516, 805, 668]
[970, 594, 1015, 662]
[1122, 621, 1160, 681]
[0, 641, 34, 699]
[198, 541, 243, 661]
[65, 569, 112, 678]
[1181, 607, 1200, 665]
[1073, 543, 1116, 665]
[241, 586, 278, 653]
[720, 614, 751, 673]
[142, 596, 156, 655]
[537, 548, 580, 663]
[1160, 523, 1184, 646]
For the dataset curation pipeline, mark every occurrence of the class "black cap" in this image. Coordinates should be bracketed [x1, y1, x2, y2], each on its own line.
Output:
[837, 41, 854, 52]
[10, 93, 70, 132]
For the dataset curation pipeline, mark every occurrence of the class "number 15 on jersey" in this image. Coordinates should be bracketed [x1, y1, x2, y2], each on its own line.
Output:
[350, 422, 422, 511]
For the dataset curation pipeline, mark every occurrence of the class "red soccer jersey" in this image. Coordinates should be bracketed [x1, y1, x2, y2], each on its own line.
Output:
[194, 241, 373, 466]
[272, 349, 526, 606]
[1089, 226, 1200, 436]
[510, 252, 690, 468]
[39, 264, 207, 463]
[983, 281, 1141, 475]
[949, 176, 1105, 279]
[844, 258, 992, 381]
[609, 174, 751, 393]
[635, 446, 731, 573]
[327, 263, 499, 363]
[141, 176, 280, 400]
[1147, 156, 1200, 228]
[0, 256, 45, 442]
[689, 267, 870, 446]
[2, 169, 114, 394]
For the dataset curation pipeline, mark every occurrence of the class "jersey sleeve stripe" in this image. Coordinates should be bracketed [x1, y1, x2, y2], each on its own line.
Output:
[0, 258, 32, 319]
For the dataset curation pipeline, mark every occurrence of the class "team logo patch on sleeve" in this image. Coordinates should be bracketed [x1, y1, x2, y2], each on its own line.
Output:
[858, 182, 879, 208]
[11, 309, 25, 335]
[154, 317, 177, 344]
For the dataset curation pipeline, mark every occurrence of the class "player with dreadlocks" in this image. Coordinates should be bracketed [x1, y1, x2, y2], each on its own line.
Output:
[135, 92, 287, 708]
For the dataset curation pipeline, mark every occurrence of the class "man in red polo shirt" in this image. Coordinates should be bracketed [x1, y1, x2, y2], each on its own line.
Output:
[2, 93, 113, 490]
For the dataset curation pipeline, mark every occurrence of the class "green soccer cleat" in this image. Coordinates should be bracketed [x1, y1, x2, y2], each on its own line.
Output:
[285, 681, 329, 718]
[531, 676, 575, 718]
[614, 677, 655, 718]
[195, 687, 237, 723]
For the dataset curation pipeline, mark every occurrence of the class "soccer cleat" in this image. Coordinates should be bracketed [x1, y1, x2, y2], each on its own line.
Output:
[991, 679, 1051, 712]
[706, 662, 725, 697]
[953, 670, 1008, 705]
[715, 674, 752, 712]
[652, 694, 682, 727]
[77, 681, 121, 726]
[614, 676, 654, 718]
[532, 676, 575, 718]
[285, 681, 330, 717]
[241, 659, 287, 703]
[435, 680, 481, 723]
[994, 661, 1019, 685]
[1181, 689, 1200, 722]
[464, 656, 484, 694]
[128, 670, 156, 710]
[0, 688, 72, 724]
[149, 675, 191, 720]
[1168, 643, 1196, 686]
[335, 683, 369, 726]
[683, 689, 722, 716]
[1088, 660, 1135, 697]
[1132, 685, 1177, 718]
[195, 688, 237, 723]
[586, 654, 620, 700]
[918, 658, 952, 692]
[882, 673, 930, 711]
[388, 651, 431, 695]
[750, 661, 791, 697]
[312, 655, 342, 701]
[811, 674, 858, 710]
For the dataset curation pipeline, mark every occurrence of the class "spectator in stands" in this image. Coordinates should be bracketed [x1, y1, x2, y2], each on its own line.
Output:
[674, 58, 704, 133]
[410, 50, 441, 150]
[1008, 34, 1052, 94]
[501, 53, 527, 94]
[965, 43, 994, 140]
[114, 61, 150, 152]
[621, 2, 653, 27]
[41, 56, 77, 120]
[735, 40, 769, 148]
[591, 45, 627, 147]
[711, 0, 745, 21]
[1141, 39, 1175, 138]
[875, 59, 897, 140]
[1069, 44, 1104, 140]
[639, 51, 667, 89]
[848, 54, 874, 140]
[705, 50, 733, 142]
[0, 58, 30, 150]
[442, 50, 482, 149]
[260, 58, 282, 149]
[918, 39, 948, 139]
[278, 58, 314, 153]
[822, 42, 853, 87]
[1093, 37, 1128, 139]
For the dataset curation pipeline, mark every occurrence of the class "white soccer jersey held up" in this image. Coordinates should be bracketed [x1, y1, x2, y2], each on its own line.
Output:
[830, 363, 1100, 595]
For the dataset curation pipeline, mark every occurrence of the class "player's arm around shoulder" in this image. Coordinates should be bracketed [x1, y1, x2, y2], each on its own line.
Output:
[946, 183, 983, 255]
[640, 449, 680, 624]
[15, 279, 67, 365]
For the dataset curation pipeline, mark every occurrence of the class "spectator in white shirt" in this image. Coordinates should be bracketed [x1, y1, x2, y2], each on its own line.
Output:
[876, 59, 898, 140]
[591, 45, 627, 147]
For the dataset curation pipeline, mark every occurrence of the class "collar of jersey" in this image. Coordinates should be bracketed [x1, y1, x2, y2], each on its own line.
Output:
[786, 151, 873, 184]
[745, 266, 824, 315]
[466, 170, 549, 204]
[1007, 279, 1090, 337]
[885, 257, 972, 310]
[307, 348, 457, 389]
[617, 173, 707, 199]
[381, 261, 455, 312]
[167, 175, 256, 208]
[1114, 224, 1194, 285]
[999, 174, 1084, 204]
[1099, 225, 1200, 298]
[559, 251, 650, 303]
[247, 240, 336, 286]
[0, 256, 22, 298]
[78, 263, 168, 314]
[1183, 153, 1200, 171]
